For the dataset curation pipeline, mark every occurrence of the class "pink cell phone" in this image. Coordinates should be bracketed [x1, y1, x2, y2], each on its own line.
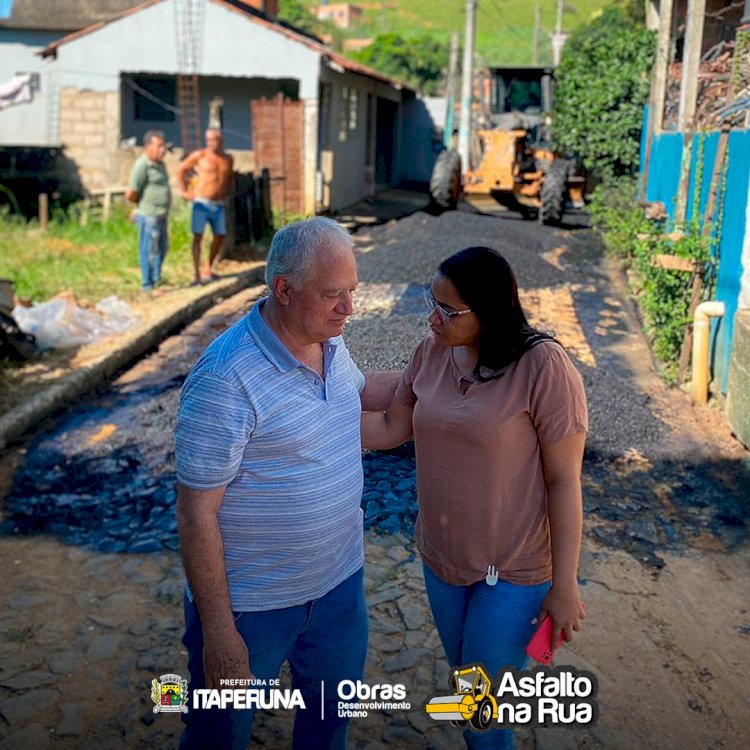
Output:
[525, 615, 566, 665]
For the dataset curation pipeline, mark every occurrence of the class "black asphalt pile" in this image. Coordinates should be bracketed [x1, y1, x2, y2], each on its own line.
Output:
[584, 452, 749, 568]
[2, 379, 184, 553]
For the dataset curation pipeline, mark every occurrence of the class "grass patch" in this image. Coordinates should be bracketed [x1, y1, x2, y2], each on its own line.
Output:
[4, 625, 35, 643]
[0, 202, 197, 304]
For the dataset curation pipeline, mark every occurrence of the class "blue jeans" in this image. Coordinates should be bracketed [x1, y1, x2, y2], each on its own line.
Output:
[423, 563, 551, 750]
[135, 214, 168, 290]
[180, 568, 368, 750]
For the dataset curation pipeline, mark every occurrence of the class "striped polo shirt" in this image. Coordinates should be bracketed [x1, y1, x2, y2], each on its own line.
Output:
[175, 298, 366, 612]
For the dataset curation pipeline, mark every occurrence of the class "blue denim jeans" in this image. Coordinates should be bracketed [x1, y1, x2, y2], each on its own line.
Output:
[135, 213, 168, 290]
[180, 568, 368, 750]
[423, 563, 551, 750]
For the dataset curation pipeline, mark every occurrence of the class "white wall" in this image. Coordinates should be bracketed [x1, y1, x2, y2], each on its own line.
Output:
[400, 95, 439, 185]
[319, 65, 404, 209]
[202, 1, 319, 98]
[22, 0, 321, 144]
[0, 28, 61, 145]
[49, 0, 319, 93]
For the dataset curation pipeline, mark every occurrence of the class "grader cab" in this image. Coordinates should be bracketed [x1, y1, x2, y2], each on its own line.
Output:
[430, 66, 585, 223]
[424, 664, 498, 731]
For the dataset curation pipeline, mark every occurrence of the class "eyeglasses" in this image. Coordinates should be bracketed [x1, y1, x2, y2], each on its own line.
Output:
[423, 288, 472, 324]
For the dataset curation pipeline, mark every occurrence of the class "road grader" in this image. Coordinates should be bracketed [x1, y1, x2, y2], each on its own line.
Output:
[430, 66, 585, 224]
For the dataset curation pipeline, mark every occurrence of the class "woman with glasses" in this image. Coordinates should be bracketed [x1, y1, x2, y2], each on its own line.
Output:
[362, 246, 588, 750]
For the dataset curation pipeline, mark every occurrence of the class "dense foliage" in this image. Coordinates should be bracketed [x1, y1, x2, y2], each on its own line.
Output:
[589, 177, 715, 383]
[278, 0, 319, 35]
[278, 0, 345, 49]
[350, 34, 449, 95]
[552, 6, 655, 178]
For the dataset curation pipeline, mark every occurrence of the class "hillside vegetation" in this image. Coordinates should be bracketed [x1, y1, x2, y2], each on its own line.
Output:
[299, 0, 612, 66]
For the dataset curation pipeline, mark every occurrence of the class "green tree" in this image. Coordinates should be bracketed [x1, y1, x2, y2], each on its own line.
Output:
[277, 0, 318, 36]
[552, 6, 656, 178]
[351, 34, 449, 95]
[278, 0, 346, 50]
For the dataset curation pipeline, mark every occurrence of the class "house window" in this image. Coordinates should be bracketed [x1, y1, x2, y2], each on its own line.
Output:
[339, 87, 349, 141]
[348, 88, 358, 131]
[339, 86, 358, 141]
[132, 75, 176, 122]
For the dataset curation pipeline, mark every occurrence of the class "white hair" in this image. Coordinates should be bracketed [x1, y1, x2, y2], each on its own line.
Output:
[265, 217, 353, 290]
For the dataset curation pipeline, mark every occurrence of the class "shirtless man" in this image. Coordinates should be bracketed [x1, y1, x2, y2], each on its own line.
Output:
[177, 129, 234, 285]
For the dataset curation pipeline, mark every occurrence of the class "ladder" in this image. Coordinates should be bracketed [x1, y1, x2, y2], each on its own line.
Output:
[174, 0, 206, 154]
[177, 74, 201, 154]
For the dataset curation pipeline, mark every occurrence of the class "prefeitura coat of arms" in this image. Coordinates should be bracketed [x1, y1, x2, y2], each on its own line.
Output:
[151, 673, 189, 714]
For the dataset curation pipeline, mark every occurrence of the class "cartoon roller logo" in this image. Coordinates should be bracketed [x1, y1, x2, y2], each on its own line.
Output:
[425, 664, 497, 731]
[152, 673, 189, 714]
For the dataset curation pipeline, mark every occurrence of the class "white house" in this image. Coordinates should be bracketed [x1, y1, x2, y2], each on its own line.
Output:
[0, 0, 139, 146]
[0, 0, 433, 214]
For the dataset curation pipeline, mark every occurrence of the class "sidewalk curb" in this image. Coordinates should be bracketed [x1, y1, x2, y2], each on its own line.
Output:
[0, 266, 265, 452]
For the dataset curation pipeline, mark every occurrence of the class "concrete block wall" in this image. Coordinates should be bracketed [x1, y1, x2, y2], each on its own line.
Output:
[58, 87, 121, 192]
[726, 309, 750, 449]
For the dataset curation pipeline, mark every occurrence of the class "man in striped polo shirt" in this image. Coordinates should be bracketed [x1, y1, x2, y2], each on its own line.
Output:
[175, 217, 397, 749]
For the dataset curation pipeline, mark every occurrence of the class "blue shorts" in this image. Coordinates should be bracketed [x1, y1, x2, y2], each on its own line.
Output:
[191, 200, 226, 236]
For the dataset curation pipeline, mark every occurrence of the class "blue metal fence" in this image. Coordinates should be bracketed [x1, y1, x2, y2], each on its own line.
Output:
[642, 120, 750, 392]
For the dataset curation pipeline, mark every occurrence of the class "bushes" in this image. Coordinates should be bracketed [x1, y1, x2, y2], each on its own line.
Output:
[350, 34, 449, 95]
[589, 178, 713, 383]
[552, 6, 655, 179]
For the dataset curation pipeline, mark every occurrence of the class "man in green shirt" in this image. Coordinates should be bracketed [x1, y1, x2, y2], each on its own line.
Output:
[126, 130, 171, 295]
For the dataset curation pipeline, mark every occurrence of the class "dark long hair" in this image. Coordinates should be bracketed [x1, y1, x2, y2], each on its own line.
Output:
[438, 246, 553, 381]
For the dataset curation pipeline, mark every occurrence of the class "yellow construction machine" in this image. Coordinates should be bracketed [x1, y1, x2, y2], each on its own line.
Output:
[430, 66, 585, 223]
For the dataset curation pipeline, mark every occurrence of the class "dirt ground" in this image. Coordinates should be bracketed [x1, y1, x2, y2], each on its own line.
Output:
[0, 219, 749, 749]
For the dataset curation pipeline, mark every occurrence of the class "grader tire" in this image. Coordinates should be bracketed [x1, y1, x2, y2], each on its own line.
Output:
[430, 150, 462, 209]
[539, 159, 568, 225]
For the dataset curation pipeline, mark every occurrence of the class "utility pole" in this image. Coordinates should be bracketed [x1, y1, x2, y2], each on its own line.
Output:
[444, 31, 460, 150]
[551, 0, 565, 66]
[677, 0, 707, 131]
[532, 3, 541, 66]
[650, 0, 674, 134]
[458, 0, 477, 173]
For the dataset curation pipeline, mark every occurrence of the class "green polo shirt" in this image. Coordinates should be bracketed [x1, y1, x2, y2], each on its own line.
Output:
[129, 155, 171, 218]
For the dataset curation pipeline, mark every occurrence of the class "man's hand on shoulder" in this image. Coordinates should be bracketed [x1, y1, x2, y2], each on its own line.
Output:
[203, 626, 253, 688]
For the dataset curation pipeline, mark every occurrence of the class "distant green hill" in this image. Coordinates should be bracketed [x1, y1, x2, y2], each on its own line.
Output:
[302, 0, 612, 66]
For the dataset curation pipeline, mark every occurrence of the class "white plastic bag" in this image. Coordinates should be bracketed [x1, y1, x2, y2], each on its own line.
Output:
[96, 295, 139, 332]
[13, 296, 140, 350]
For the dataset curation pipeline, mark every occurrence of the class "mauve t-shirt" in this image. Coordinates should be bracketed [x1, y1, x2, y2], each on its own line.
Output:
[395, 335, 588, 586]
